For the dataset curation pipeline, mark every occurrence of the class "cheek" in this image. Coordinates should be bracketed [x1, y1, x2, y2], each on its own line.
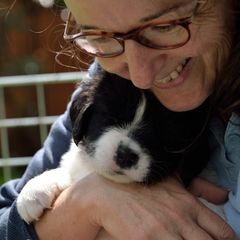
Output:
[96, 58, 114, 72]
[97, 57, 131, 80]
[97, 56, 128, 78]
[98, 57, 124, 74]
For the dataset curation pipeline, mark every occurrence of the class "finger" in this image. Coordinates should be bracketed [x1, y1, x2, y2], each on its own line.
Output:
[153, 225, 184, 240]
[155, 233, 183, 240]
[196, 204, 235, 240]
[188, 177, 229, 204]
[180, 222, 214, 240]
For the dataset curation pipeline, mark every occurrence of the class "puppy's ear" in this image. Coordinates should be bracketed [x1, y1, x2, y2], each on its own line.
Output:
[70, 92, 94, 145]
[70, 65, 105, 145]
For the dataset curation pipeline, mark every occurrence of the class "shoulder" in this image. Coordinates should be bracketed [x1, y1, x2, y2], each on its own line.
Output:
[208, 113, 240, 192]
[224, 113, 240, 157]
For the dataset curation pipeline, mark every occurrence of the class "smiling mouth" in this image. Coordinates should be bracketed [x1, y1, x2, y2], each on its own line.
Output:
[156, 58, 191, 84]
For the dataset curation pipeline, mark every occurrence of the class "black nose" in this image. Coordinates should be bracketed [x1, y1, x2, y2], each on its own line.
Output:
[114, 144, 139, 169]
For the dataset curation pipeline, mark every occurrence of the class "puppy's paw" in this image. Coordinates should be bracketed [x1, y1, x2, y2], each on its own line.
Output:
[16, 168, 71, 223]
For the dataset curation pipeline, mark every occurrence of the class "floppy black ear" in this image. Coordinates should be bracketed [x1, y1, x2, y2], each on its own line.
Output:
[70, 94, 94, 145]
[69, 66, 105, 145]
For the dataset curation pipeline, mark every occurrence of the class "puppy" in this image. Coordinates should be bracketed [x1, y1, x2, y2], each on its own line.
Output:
[17, 69, 214, 226]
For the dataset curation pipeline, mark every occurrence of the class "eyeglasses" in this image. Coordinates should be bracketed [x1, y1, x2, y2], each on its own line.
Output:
[64, 12, 192, 58]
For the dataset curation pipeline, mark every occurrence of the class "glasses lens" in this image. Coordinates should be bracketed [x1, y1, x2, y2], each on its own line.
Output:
[139, 24, 189, 48]
[74, 35, 123, 56]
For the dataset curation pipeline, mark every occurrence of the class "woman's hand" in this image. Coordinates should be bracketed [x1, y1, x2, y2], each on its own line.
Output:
[93, 175, 235, 240]
[35, 173, 235, 240]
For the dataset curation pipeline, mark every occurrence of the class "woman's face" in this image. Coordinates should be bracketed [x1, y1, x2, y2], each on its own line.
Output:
[65, 0, 233, 111]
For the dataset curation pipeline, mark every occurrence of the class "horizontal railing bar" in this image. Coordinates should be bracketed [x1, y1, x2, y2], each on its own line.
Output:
[0, 71, 87, 87]
[0, 116, 59, 128]
[0, 157, 31, 167]
[0, 72, 85, 181]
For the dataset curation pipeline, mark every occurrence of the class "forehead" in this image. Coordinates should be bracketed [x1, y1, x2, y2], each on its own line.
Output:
[66, 0, 194, 29]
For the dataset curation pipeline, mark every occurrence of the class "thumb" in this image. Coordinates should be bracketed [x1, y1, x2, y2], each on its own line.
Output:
[188, 177, 229, 204]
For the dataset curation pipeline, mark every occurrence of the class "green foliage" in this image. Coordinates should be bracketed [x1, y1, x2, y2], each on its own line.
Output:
[0, 167, 26, 186]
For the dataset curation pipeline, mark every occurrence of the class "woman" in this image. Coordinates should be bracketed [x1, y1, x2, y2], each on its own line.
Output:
[0, 0, 239, 239]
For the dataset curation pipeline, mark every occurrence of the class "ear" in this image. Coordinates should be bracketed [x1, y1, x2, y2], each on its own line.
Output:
[70, 93, 94, 146]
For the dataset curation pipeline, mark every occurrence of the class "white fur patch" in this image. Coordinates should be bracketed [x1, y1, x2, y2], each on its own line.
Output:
[92, 128, 151, 183]
[130, 93, 146, 128]
[33, 0, 55, 8]
[16, 168, 71, 223]
[61, 142, 95, 181]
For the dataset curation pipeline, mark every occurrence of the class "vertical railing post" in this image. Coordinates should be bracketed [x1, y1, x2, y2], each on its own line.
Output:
[36, 84, 48, 145]
[0, 87, 11, 181]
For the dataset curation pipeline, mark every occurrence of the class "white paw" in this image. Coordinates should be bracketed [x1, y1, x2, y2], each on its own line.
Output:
[16, 168, 71, 223]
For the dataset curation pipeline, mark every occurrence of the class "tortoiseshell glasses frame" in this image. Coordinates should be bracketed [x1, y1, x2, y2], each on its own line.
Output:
[64, 12, 192, 58]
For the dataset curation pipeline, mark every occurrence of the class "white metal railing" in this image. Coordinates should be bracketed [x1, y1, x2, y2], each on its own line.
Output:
[0, 71, 87, 182]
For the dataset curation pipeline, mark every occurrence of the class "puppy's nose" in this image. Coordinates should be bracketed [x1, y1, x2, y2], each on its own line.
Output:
[114, 144, 139, 169]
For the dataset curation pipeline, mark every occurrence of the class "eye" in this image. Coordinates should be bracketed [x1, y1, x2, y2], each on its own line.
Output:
[87, 36, 111, 43]
[150, 24, 177, 33]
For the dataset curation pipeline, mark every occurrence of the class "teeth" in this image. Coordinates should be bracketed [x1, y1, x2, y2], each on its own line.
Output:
[176, 65, 183, 73]
[182, 59, 187, 65]
[170, 70, 179, 79]
[156, 59, 188, 84]
[160, 75, 171, 83]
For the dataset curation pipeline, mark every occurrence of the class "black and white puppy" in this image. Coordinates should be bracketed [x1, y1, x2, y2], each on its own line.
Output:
[69, 70, 210, 186]
[17, 69, 213, 225]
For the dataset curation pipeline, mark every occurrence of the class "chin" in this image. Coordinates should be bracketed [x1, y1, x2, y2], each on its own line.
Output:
[153, 91, 210, 112]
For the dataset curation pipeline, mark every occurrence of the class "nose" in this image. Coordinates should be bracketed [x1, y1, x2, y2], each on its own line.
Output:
[123, 40, 166, 89]
[114, 143, 139, 169]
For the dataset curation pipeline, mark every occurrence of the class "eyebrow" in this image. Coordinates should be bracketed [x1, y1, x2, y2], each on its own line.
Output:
[80, 1, 192, 30]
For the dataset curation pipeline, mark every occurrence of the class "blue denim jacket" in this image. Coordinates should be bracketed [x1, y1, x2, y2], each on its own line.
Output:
[208, 113, 240, 236]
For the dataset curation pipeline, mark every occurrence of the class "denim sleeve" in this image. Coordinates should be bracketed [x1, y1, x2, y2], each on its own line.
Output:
[223, 113, 240, 237]
[208, 113, 240, 237]
[0, 98, 73, 240]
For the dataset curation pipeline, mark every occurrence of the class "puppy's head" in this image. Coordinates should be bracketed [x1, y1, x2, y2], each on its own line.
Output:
[70, 73, 155, 183]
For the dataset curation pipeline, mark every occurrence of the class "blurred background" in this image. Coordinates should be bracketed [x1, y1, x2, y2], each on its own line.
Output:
[0, 0, 90, 184]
